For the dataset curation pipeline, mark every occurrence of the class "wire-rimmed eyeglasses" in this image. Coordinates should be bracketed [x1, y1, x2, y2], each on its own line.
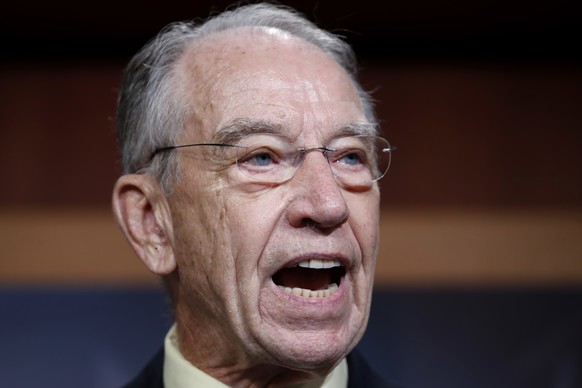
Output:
[151, 134, 395, 188]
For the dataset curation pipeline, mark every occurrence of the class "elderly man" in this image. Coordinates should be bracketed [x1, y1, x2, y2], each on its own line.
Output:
[112, 3, 396, 387]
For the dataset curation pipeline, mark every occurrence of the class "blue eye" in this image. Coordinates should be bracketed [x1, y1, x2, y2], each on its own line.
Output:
[250, 152, 273, 166]
[239, 148, 280, 168]
[338, 152, 363, 166]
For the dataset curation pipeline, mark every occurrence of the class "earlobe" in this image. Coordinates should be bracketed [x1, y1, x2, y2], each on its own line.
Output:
[112, 174, 176, 275]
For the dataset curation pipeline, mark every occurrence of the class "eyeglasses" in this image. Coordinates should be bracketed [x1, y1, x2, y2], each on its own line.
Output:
[151, 134, 395, 188]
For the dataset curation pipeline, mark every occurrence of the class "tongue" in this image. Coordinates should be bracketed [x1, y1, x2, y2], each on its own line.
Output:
[273, 267, 331, 291]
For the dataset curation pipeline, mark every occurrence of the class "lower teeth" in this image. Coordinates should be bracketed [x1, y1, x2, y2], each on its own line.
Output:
[283, 283, 339, 298]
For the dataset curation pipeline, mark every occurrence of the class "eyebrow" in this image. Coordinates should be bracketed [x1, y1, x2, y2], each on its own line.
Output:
[334, 123, 377, 138]
[212, 118, 377, 145]
[213, 118, 284, 145]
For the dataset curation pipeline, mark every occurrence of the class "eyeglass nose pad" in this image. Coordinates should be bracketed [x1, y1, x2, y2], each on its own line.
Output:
[292, 147, 336, 179]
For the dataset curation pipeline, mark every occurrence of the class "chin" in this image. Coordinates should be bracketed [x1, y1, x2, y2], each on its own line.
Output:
[249, 269, 372, 371]
[256, 321, 364, 372]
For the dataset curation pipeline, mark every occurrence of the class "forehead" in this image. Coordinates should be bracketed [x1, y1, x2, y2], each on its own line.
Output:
[175, 27, 367, 141]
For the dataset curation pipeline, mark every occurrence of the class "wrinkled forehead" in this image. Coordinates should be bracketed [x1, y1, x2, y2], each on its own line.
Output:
[179, 26, 342, 81]
[174, 27, 367, 142]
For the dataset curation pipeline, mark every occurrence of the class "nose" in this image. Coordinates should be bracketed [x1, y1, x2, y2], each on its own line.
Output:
[285, 151, 349, 230]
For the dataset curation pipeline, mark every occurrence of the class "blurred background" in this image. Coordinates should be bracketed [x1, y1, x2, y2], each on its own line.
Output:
[0, 0, 580, 387]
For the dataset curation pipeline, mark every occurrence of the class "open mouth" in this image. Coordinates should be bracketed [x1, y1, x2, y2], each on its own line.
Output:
[272, 259, 346, 298]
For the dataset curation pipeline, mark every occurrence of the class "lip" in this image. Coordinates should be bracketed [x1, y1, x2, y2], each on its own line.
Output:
[270, 272, 348, 308]
[268, 252, 351, 308]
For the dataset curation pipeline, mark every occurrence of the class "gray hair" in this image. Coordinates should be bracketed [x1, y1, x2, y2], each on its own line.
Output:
[116, 2, 376, 189]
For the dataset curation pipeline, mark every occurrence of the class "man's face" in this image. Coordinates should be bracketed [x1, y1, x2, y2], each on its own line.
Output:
[166, 29, 380, 372]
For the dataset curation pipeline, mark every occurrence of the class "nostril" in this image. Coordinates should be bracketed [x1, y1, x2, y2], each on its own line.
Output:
[286, 192, 349, 230]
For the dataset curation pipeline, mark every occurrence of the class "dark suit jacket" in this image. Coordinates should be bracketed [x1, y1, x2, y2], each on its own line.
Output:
[123, 348, 400, 387]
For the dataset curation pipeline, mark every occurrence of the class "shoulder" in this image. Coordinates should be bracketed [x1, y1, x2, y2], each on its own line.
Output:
[121, 348, 165, 388]
[346, 349, 403, 388]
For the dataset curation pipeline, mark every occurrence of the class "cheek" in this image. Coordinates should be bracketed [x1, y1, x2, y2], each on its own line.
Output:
[346, 191, 380, 266]
[169, 177, 234, 285]
[225, 191, 285, 262]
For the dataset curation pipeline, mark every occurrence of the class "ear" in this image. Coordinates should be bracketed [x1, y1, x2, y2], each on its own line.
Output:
[112, 174, 176, 275]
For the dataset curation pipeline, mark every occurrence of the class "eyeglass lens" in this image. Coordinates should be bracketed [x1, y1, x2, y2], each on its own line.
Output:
[234, 135, 392, 187]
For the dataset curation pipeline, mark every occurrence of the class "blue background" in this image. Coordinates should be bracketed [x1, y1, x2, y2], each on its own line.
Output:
[2, 286, 580, 387]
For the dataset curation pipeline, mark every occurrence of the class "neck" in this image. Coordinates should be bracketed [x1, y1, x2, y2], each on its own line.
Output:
[172, 311, 335, 387]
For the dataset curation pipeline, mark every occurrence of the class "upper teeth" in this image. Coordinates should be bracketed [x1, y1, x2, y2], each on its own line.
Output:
[297, 259, 341, 269]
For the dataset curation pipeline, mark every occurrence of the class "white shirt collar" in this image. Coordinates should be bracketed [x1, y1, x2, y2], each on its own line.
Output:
[163, 324, 348, 387]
